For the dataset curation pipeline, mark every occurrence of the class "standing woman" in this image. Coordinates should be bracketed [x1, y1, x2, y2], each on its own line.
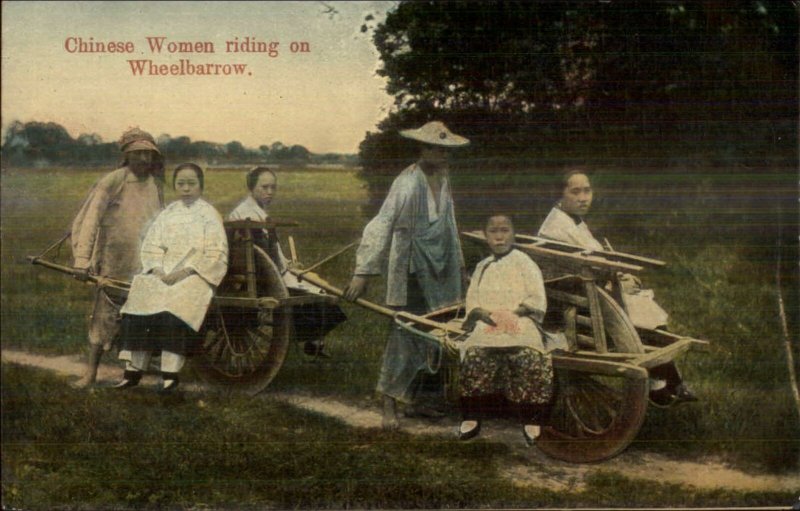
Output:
[115, 163, 228, 392]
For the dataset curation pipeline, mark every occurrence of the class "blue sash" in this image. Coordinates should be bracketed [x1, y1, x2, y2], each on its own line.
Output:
[410, 173, 462, 311]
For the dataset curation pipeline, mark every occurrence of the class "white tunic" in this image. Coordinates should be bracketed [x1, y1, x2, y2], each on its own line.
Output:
[461, 249, 547, 357]
[538, 206, 604, 251]
[537, 206, 668, 330]
[121, 198, 228, 331]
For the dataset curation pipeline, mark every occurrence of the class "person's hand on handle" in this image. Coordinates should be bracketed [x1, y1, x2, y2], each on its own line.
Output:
[73, 267, 90, 282]
[344, 275, 368, 302]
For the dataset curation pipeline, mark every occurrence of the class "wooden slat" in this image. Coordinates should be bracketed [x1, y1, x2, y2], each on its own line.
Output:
[213, 294, 337, 310]
[583, 274, 607, 354]
[638, 327, 711, 352]
[212, 296, 269, 309]
[564, 306, 578, 352]
[577, 334, 596, 349]
[462, 231, 645, 275]
[546, 289, 589, 308]
[573, 350, 637, 360]
[514, 233, 666, 267]
[243, 232, 257, 299]
[552, 354, 648, 380]
[280, 295, 339, 307]
[631, 339, 694, 368]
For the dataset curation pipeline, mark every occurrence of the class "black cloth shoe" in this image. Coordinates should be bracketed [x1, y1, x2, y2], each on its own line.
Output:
[649, 386, 674, 407]
[457, 420, 481, 441]
[113, 370, 142, 390]
[158, 373, 179, 394]
[303, 340, 331, 358]
[671, 383, 698, 404]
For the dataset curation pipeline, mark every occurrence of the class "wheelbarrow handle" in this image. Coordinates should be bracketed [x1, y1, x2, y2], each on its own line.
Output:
[286, 266, 397, 318]
[27, 256, 130, 289]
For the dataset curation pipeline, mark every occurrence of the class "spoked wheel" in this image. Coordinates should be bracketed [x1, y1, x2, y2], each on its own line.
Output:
[537, 287, 649, 463]
[193, 247, 291, 395]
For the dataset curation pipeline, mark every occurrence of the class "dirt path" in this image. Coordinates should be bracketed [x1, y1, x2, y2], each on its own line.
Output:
[3, 349, 798, 493]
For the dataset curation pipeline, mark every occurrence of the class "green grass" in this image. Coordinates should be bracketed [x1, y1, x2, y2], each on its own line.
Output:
[2, 164, 799, 483]
[2, 363, 794, 510]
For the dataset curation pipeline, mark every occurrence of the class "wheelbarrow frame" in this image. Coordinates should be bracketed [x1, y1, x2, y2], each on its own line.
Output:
[384, 231, 710, 463]
[28, 219, 340, 395]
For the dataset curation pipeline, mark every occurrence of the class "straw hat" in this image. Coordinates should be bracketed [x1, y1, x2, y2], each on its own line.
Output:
[119, 127, 161, 154]
[399, 121, 469, 147]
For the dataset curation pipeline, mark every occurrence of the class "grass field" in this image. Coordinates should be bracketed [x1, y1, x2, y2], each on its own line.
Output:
[1, 164, 799, 507]
[4, 363, 795, 510]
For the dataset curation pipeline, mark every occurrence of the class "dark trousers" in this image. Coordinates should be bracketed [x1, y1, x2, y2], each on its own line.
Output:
[460, 394, 553, 425]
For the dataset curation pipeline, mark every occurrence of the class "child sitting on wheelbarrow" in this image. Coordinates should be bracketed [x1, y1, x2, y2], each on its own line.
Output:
[458, 214, 555, 445]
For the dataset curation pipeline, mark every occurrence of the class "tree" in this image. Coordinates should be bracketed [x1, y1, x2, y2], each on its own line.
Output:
[225, 140, 246, 159]
[164, 136, 192, 159]
[288, 144, 311, 161]
[0, 121, 76, 164]
[361, 0, 797, 178]
[77, 133, 103, 146]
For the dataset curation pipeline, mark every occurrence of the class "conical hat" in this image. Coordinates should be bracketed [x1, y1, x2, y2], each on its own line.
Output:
[399, 121, 469, 147]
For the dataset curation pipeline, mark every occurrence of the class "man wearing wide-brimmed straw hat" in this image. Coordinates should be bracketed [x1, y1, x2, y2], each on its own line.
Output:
[69, 127, 165, 388]
[344, 121, 470, 429]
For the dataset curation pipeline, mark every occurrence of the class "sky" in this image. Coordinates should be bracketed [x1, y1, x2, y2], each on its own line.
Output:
[1, 1, 396, 154]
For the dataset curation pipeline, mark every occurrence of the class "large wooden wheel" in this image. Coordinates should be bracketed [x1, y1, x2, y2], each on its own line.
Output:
[536, 287, 649, 463]
[192, 245, 291, 395]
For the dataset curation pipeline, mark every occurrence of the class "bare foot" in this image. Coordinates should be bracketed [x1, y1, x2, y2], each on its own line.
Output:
[70, 373, 96, 389]
[382, 396, 399, 431]
[382, 414, 399, 431]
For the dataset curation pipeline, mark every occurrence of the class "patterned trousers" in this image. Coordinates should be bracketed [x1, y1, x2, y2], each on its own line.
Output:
[459, 346, 554, 417]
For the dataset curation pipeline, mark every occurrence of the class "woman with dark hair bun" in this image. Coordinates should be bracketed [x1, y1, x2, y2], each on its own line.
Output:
[538, 168, 697, 406]
[114, 163, 228, 392]
[228, 166, 346, 358]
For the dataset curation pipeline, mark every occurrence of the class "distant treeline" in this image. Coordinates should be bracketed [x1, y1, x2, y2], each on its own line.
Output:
[0, 120, 357, 168]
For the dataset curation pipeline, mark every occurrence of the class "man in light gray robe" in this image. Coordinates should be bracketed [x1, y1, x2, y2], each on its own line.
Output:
[70, 128, 164, 388]
[344, 121, 469, 429]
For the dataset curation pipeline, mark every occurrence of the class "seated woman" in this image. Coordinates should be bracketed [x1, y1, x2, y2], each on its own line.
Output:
[114, 163, 228, 392]
[538, 167, 697, 405]
[228, 166, 346, 357]
[458, 214, 554, 445]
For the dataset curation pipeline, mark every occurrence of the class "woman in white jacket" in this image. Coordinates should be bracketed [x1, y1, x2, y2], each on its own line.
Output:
[538, 168, 696, 405]
[458, 214, 554, 445]
[115, 163, 228, 392]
